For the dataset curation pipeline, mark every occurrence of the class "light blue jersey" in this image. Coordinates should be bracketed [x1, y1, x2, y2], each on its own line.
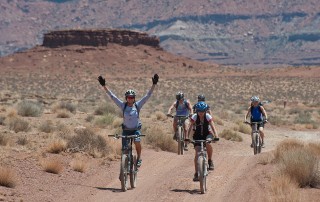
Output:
[176, 100, 190, 116]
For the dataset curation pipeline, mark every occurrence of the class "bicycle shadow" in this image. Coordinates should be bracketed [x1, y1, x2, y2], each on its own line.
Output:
[171, 189, 199, 195]
[95, 187, 123, 193]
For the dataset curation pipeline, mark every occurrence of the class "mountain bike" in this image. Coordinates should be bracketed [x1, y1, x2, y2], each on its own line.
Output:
[189, 137, 219, 194]
[167, 114, 189, 155]
[108, 132, 145, 192]
[244, 121, 264, 155]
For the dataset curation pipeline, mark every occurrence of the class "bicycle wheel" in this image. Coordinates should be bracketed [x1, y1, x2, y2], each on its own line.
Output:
[257, 135, 262, 154]
[177, 127, 182, 155]
[130, 155, 137, 188]
[120, 154, 128, 191]
[180, 128, 185, 155]
[198, 156, 206, 194]
[253, 133, 258, 155]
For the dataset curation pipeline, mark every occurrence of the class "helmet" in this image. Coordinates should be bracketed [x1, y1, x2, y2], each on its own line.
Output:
[198, 94, 205, 101]
[176, 92, 184, 100]
[195, 101, 208, 112]
[125, 89, 136, 98]
[251, 96, 260, 102]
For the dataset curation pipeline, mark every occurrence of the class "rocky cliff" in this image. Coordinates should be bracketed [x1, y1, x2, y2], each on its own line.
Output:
[42, 29, 160, 48]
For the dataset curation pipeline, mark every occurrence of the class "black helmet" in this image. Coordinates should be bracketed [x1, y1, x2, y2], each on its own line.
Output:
[198, 94, 205, 101]
[125, 89, 136, 98]
[176, 92, 184, 100]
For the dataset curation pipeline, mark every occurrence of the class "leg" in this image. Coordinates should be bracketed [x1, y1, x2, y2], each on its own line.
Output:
[173, 118, 178, 139]
[206, 143, 213, 161]
[259, 127, 264, 144]
[134, 141, 142, 159]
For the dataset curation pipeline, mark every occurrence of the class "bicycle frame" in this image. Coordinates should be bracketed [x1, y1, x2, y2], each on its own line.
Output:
[108, 133, 145, 192]
[246, 121, 263, 155]
[169, 115, 189, 155]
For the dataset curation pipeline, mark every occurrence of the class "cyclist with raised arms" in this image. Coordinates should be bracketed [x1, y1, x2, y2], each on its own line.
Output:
[98, 74, 159, 167]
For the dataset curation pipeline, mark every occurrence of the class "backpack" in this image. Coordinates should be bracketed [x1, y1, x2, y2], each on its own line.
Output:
[123, 102, 140, 118]
[175, 100, 189, 111]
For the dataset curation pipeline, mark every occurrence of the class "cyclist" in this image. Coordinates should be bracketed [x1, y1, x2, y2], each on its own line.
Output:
[98, 74, 159, 167]
[187, 102, 219, 181]
[244, 96, 268, 148]
[192, 94, 212, 114]
[167, 92, 192, 151]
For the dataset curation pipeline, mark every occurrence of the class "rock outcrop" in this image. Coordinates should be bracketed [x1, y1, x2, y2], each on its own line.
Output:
[42, 29, 160, 48]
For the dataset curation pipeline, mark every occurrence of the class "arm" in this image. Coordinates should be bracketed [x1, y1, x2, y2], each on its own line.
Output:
[98, 76, 124, 109]
[260, 106, 268, 120]
[187, 119, 195, 140]
[244, 107, 251, 121]
[135, 84, 155, 109]
[209, 121, 219, 138]
[167, 102, 176, 115]
[187, 100, 193, 114]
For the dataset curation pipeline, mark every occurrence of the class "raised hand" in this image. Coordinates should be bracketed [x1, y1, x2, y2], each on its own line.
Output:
[152, 73, 159, 85]
[98, 75, 106, 86]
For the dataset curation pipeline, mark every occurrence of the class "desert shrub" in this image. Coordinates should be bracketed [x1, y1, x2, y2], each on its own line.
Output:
[94, 102, 117, 115]
[270, 174, 299, 202]
[144, 125, 176, 152]
[67, 127, 108, 156]
[213, 116, 224, 125]
[294, 112, 313, 124]
[70, 159, 87, 173]
[154, 111, 167, 121]
[236, 121, 251, 134]
[274, 139, 320, 187]
[94, 113, 115, 127]
[85, 115, 94, 122]
[47, 139, 67, 154]
[220, 129, 243, 142]
[53, 102, 76, 114]
[268, 115, 286, 126]
[39, 120, 55, 133]
[112, 117, 123, 128]
[8, 117, 30, 133]
[41, 159, 63, 174]
[0, 166, 16, 188]
[56, 109, 71, 118]
[16, 100, 42, 117]
[0, 133, 9, 146]
[16, 136, 28, 145]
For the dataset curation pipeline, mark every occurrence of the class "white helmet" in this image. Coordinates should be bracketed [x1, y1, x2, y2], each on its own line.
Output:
[251, 96, 260, 102]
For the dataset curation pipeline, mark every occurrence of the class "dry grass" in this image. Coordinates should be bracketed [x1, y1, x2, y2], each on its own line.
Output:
[270, 174, 299, 202]
[39, 120, 55, 133]
[0, 166, 17, 188]
[47, 139, 67, 154]
[258, 152, 274, 165]
[94, 113, 115, 128]
[70, 159, 87, 173]
[41, 158, 63, 174]
[56, 109, 71, 118]
[0, 133, 9, 146]
[16, 136, 28, 146]
[16, 100, 42, 117]
[144, 125, 176, 152]
[112, 117, 123, 128]
[7, 117, 30, 133]
[273, 139, 320, 188]
[52, 102, 76, 114]
[235, 121, 251, 134]
[154, 111, 167, 121]
[220, 129, 243, 142]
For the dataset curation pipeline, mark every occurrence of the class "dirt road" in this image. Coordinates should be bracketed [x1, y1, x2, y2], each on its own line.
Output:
[55, 127, 320, 202]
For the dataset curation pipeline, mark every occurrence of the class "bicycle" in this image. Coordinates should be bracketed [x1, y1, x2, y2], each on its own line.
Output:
[108, 132, 145, 192]
[167, 114, 189, 155]
[244, 121, 264, 155]
[189, 137, 219, 194]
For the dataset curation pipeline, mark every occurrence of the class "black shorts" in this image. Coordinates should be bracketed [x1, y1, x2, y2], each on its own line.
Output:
[192, 134, 213, 147]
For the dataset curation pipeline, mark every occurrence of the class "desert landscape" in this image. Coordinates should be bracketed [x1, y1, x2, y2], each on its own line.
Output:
[0, 28, 319, 202]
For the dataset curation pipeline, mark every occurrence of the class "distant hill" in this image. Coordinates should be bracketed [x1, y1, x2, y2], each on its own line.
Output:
[1, 0, 319, 67]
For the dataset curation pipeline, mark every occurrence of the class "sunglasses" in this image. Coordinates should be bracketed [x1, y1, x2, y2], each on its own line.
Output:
[127, 96, 135, 99]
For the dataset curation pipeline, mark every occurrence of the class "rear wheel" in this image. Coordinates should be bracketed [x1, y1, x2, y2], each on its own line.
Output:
[177, 127, 182, 155]
[130, 155, 137, 188]
[120, 154, 128, 191]
[198, 156, 206, 194]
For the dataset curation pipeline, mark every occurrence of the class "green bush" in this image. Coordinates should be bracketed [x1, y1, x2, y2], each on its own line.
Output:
[16, 100, 42, 117]
[294, 112, 313, 124]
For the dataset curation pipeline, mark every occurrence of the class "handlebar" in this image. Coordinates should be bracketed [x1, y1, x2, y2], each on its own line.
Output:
[166, 114, 190, 119]
[244, 121, 267, 125]
[108, 134, 146, 139]
[186, 138, 219, 144]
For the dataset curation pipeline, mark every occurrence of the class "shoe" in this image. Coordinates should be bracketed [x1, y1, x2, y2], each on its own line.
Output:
[208, 160, 214, 170]
[136, 159, 142, 167]
[250, 143, 253, 148]
[193, 173, 199, 181]
[173, 133, 176, 141]
[184, 144, 188, 151]
[261, 143, 265, 148]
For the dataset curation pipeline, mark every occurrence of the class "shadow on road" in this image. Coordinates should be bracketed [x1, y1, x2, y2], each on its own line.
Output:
[171, 189, 199, 194]
[95, 187, 123, 192]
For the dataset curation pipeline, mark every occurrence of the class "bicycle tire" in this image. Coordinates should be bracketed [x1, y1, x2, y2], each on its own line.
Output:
[253, 133, 258, 155]
[120, 154, 128, 191]
[177, 127, 182, 155]
[180, 128, 184, 155]
[198, 156, 206, 194]
[257, 135, 262, 154]
[130, 155, 137, 188]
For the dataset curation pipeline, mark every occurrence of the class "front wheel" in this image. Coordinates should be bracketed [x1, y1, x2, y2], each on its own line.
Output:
[130, 155, 137, 188]
[177, 127, 182, 155]
[120, 154, 128, 191]
[257, 135, 262, 154]
[253, 133, 258, 155]
[198, 156, 207, 194]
